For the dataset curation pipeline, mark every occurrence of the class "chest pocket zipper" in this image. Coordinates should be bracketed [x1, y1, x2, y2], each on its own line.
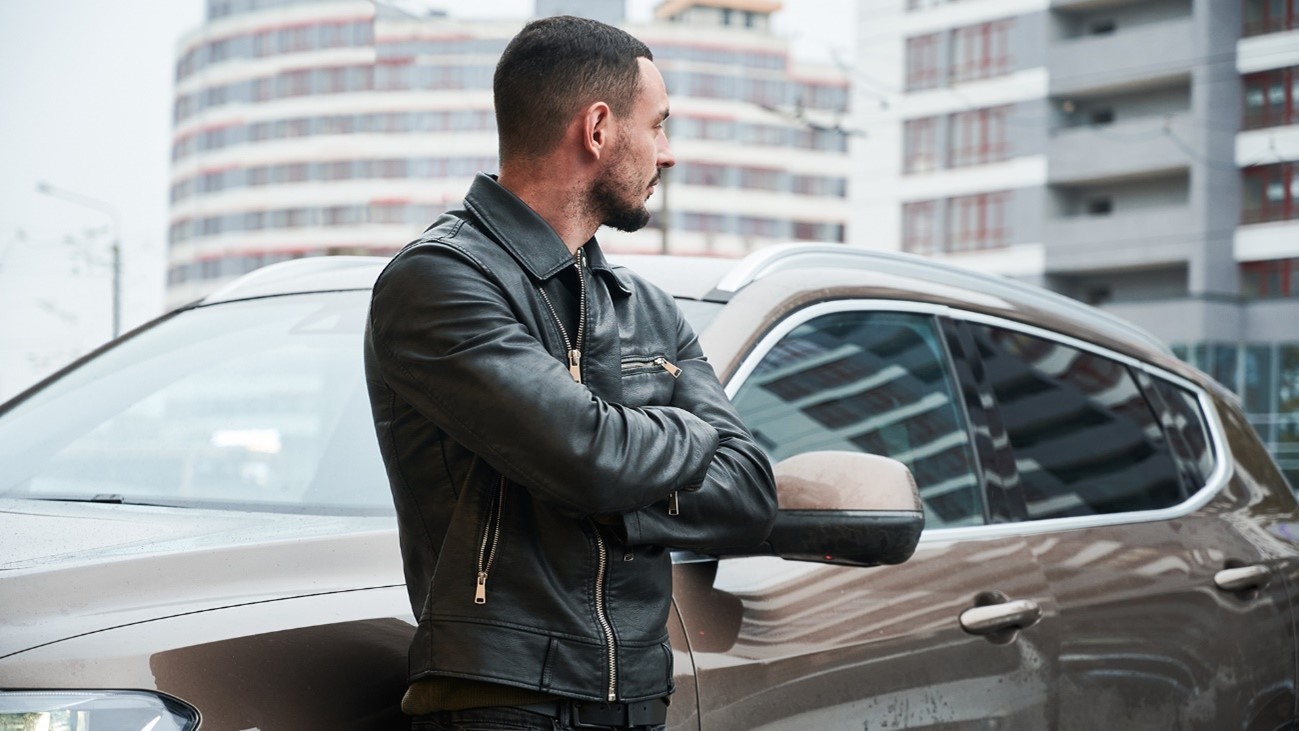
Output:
[620, 356, 682, 378]
[474, 476, 506, 604]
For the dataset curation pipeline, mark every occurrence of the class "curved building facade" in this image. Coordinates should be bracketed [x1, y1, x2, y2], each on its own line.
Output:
[168, 0, 850, 305]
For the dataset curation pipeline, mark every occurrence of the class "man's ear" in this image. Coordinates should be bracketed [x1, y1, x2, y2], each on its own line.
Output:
[582, 101, 613, 159]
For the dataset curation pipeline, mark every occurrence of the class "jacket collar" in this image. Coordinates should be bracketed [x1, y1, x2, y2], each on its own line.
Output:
[462, 173, 632, 295]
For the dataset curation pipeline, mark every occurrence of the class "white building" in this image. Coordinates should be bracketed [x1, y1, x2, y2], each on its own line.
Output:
[853, 0, 1299, 486]
[167, 0, 850, 305]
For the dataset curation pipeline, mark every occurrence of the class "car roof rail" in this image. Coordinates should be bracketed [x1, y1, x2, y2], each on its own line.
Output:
[714, 243, 1172, 356]
[204, 255, 386, 304]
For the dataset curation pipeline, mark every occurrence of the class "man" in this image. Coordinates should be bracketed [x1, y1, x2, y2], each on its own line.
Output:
[364, 15, 778, 731]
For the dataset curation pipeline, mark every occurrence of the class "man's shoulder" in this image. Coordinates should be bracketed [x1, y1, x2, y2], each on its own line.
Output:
[399, 210, 502, 261]
[378, 210, 514, 283]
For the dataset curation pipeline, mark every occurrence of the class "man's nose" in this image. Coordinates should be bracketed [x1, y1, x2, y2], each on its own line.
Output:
[657, 141, 675, 169]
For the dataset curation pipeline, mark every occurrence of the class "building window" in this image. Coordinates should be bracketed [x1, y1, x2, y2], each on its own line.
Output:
[904, 117, 939, 173]
[906, 33, 942, 91]
[948, 191, 1009, 251]
[1243, 163, 1298, 224]
[682, 212, 728, 233]
[1242, 258, 1299, 299]
[903, 200, 939, 254]
[1243, 67, 1299, 130]
[738, 216, 785, 238]
[1244, 0, 1299, 36]
[681, 163, 729, 187]
[739, 167, 783, 191]
[1087, 197, 1113, 215]
[950, 19, 1012, 84]
[949, 106, 1010, 168]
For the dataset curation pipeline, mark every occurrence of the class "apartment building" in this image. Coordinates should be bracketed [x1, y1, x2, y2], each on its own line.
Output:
[166, 0, 849, 305]
[857, 0, 1299, 486]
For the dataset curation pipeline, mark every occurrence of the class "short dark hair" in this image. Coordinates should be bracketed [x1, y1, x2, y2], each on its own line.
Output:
[493, 15, 652, 162]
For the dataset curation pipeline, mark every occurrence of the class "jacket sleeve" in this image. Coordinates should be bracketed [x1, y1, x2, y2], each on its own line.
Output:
[617, 308, 778, 549]
[367, 244, 719, 516]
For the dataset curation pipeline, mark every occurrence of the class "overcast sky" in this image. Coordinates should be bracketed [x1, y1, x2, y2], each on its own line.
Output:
[0, 0, 855, 399]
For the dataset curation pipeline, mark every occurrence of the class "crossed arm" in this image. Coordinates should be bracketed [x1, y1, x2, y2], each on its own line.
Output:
[368, 245, 776, 549]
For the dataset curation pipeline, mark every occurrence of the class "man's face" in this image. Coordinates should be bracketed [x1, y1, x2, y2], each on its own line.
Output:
[591, 57, 675, 233]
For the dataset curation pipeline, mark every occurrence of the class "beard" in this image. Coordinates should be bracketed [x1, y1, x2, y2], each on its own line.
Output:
[590, 144, 654, 233]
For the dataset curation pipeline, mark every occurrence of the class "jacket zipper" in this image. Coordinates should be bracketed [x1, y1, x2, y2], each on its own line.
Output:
[474, 476, 506, 604]
[535, 251, 616, 698]
[620, 356, 682, 378]
[537, 249, 586, 384]
[593, 528, 618, 701]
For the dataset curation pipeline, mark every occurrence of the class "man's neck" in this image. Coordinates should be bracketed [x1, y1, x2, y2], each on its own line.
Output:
[497, 170, 597, 256]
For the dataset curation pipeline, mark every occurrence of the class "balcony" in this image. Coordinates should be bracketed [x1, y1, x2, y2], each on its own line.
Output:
[1050, 0, 1149, 11]
[1048, 112, 1193, 184]
[1049, 18, 1195, 97]
[1044, 204, 1197, 273]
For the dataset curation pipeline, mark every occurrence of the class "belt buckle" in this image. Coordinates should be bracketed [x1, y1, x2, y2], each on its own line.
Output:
[571, 699, 666, 728]
[570, 701, 625, 728]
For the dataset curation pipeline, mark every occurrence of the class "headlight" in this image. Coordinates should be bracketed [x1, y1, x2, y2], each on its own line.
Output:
[0, 690, 199, 731]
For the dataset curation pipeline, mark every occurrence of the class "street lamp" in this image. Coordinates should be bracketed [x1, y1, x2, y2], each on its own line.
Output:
[36, 181, 122, 339]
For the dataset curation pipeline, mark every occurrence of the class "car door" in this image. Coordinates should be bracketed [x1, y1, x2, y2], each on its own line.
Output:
[958, 317, 1298, 730]
[674, 300, 1061, 731]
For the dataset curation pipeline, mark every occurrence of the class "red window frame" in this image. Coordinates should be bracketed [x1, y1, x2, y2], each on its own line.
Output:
[950, 106, 1010, 167]
[951, 19, 1012, 84]
[1243, 67, 1299, 130]
[902, 200, 939, 254]
[1241, 258, 1299, 298]
[1244, 0, 1299, 36]
[1242, 163, 1298, 224]
[948, 191, 1009, 251]
[904, 117, 939, 173]
[906, 34, 942, 91]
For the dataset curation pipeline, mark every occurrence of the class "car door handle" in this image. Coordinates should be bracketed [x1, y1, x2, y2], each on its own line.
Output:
[959, 598, 1043, 636]
[1214, 564, 1271, 593]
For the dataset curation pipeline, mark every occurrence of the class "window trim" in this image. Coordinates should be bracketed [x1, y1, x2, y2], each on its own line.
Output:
[721, 299, 1232, 543]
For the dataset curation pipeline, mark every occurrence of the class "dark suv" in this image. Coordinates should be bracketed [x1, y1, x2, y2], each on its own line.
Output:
[1, 244, 1295, 730]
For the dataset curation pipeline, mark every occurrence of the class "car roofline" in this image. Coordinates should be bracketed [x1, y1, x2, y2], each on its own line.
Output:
[708, 243, 1172, 356]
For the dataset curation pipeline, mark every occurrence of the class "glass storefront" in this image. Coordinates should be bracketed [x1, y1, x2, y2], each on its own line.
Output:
[1178, 341, 1299, 491]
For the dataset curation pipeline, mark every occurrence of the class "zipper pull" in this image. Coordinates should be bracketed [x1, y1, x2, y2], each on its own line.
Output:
[474, 571, 488, 604]
[568, 349, 582, 383]
[654, 357, 682, 378]
[667, 491, 680, 516]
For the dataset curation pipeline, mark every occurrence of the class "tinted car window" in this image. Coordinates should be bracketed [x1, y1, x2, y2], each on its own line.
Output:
[732, 311, 983, 528]
[0, 291, 390, 515]
[971, 324, 1185, 520]
[1137, 370, 1216, 490]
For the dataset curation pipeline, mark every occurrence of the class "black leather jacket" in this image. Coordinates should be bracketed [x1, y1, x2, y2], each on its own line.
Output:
[364, 174, 777, 704]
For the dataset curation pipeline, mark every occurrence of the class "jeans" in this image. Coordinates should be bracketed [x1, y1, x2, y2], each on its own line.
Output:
[411, 705, 667, 731]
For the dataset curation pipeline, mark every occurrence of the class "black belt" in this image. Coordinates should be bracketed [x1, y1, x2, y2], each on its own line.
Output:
[517, 698, 669, 728]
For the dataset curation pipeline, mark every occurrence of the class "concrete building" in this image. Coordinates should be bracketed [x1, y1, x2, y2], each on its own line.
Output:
[167, 0, 850, 305]
[855, 0, 1299, 486]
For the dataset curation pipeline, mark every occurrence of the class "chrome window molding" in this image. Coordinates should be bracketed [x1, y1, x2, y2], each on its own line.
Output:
[721, 298, 1233, 543]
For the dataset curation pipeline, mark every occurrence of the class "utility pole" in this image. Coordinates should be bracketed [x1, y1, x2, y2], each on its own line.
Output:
[36, 182, 122, 339]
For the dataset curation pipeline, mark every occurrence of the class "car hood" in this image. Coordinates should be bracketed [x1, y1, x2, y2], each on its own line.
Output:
[0, 498, 403, 657]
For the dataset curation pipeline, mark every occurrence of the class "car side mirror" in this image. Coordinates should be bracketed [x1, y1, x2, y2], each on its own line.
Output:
[764, 451, 924, 567]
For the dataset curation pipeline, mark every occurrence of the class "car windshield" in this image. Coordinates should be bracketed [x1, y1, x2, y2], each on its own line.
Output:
[0, 289, 725, 516]
[0, 290, 390, 515]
